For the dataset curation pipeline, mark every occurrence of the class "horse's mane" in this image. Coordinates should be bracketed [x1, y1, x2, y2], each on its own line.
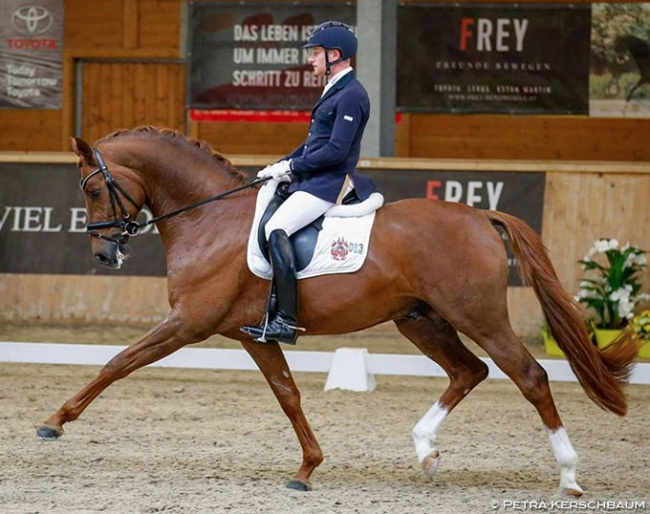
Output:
[96, 125, 247, 182]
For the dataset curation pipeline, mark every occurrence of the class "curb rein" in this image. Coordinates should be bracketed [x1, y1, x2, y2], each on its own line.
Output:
[80, 147, 269, 245]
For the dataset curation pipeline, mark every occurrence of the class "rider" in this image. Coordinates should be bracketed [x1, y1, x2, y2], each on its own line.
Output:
[241, 21, 377, 345]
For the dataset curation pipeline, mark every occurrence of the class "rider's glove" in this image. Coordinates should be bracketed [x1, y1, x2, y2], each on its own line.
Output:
[257, 160, 292, 181]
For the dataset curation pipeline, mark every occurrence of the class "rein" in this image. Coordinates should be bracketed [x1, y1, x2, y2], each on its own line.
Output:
[81, 147, 268, 242]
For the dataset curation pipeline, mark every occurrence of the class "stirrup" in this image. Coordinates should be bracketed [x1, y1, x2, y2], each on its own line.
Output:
[240, 313, 304, 345]
[240, 312, 271, 342]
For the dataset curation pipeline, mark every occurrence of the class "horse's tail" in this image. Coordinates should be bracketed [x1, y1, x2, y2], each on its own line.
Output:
[486, 210, 638, 416]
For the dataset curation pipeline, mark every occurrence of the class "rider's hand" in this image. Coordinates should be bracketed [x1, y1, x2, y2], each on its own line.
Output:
[257, 160, 292, 181]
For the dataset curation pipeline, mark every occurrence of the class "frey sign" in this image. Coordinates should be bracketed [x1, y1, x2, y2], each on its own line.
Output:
[0, 0, 64, 108]
[458, 18, 529, 52]
[361, 168, 546, 286]
[396, 3, 590, 114]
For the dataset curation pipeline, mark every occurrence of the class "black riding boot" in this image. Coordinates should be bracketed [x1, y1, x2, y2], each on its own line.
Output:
[241, 229, 301, 345]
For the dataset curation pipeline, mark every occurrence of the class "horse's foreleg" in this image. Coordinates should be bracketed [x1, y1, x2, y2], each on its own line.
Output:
[36, 315, 197, 439]
[471, 327, 582, 496]
[241, 340, 323, 491]
[395, 314, 489, 477]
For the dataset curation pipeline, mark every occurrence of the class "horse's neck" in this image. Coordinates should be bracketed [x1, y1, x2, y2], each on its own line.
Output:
[130, 142, 254, 251]
[133, 145, 246, 219]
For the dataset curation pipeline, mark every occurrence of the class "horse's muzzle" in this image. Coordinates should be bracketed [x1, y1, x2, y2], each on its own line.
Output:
[93, 235, 130, 269]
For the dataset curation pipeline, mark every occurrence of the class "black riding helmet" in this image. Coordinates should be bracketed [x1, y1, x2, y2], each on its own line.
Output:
[303, 21, 357, 75]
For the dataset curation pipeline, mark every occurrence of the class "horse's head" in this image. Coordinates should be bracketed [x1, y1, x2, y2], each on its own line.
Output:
[71, 136, 145, 269]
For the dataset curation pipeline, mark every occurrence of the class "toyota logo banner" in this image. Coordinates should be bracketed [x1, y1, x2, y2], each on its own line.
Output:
[0, 0, 64, 109]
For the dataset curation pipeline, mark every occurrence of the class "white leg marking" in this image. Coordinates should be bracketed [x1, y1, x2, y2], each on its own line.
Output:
[412, 402, 448, 475]
[547, 427, 583, 495]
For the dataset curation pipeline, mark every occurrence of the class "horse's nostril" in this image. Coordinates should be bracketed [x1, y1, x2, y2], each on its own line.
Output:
[95, 253, 111, 265]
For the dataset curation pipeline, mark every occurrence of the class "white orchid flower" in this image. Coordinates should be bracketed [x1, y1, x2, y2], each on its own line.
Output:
[577, 238, 647, 328]
[592, 238, 617, 254]
[610, 285, 633, 302]
[618, 298, 635, 319]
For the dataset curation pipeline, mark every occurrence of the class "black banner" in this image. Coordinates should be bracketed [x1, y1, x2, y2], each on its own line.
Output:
[187, 2, 355, 110]
[0, 164, 166, 276]
[397, 3, 591, 114]
[0, 163, 544, 286]
[361, 169, 546, 285]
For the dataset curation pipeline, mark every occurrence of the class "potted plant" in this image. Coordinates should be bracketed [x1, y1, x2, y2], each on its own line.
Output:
[575, 238, 650, 348]
[540, 322, 565, 357]
[629, 309, 650, 358]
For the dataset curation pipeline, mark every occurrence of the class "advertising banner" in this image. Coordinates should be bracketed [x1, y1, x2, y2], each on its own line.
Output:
[589, 3, 650, 118]
[0, 0, 64, 109]
[361, 169, 546, 285]
[0, 164, 166, 276]
[397, 3, 591, 114]
[1, 163, 544, 285]
[187, 2, 355, 111]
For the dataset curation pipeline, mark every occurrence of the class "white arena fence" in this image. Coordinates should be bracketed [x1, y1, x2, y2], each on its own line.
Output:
[1, 342, 649, 392]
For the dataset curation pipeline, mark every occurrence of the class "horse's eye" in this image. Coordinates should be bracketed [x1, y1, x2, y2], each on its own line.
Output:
[88, 189, 101, 200]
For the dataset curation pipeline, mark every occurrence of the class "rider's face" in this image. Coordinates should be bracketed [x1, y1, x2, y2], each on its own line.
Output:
[308, 47, 338, 77]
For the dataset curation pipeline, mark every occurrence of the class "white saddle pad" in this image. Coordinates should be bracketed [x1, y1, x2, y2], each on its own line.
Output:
[247, 180, 382, 280]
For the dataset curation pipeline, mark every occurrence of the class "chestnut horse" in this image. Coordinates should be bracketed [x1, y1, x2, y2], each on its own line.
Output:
[37, 126, 638, 495]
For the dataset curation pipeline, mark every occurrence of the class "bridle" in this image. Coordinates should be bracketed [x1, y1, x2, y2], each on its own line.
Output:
[79, 147, 141, 243]
[79, 147, 268, 244]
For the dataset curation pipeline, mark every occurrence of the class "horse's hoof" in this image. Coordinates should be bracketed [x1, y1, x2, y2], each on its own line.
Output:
[421, 450, 441, 476]
[562, 487, 583, 497]
[36, 425, 63, 440]
[286, 479, 311, 491]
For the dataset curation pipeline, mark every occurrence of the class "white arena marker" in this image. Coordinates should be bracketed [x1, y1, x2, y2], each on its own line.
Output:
[324, 347, 376, 392]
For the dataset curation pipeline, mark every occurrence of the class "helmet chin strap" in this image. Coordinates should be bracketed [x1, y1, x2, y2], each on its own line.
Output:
[324, 49, 344, 76]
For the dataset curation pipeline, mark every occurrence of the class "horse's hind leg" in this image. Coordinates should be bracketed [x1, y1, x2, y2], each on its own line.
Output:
[241, 340, 323, 491]
[395, 311, 489, 476]
[469, 325, 582, 496]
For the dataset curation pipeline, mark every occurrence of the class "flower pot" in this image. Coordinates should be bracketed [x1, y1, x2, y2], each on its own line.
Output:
[638, 341, 650, 359]
[542, 332, 564, 357]
[594, 329, 623, 349]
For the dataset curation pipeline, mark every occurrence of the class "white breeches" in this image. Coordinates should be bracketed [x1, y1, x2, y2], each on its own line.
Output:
[264, 191, 333, 240]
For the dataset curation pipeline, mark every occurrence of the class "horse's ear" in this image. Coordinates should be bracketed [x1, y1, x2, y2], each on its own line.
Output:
[70, 136, 95, 166]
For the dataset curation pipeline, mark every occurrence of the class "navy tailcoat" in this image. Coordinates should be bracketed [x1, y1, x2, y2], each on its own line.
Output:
[285, 71, 377, 204]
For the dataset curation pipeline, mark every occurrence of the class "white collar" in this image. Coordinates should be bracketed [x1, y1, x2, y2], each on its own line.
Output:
[321, 67, 353, 97]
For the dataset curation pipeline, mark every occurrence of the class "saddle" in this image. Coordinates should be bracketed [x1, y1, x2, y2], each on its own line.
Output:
[247, 180, 383, 280]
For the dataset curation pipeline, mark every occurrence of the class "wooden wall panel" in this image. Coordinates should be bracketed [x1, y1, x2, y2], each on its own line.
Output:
[0, 275, 169, 325]
[542, 171, 650, 295]
[138, 0, 183, 49]
[1, 0, 650, 160]
[0, 111, 62, 151]
[193, 120, 307, 157]
[406, 115, 650, 161]
[64, 0, 126, 49]
[80, 61, 186, 144]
